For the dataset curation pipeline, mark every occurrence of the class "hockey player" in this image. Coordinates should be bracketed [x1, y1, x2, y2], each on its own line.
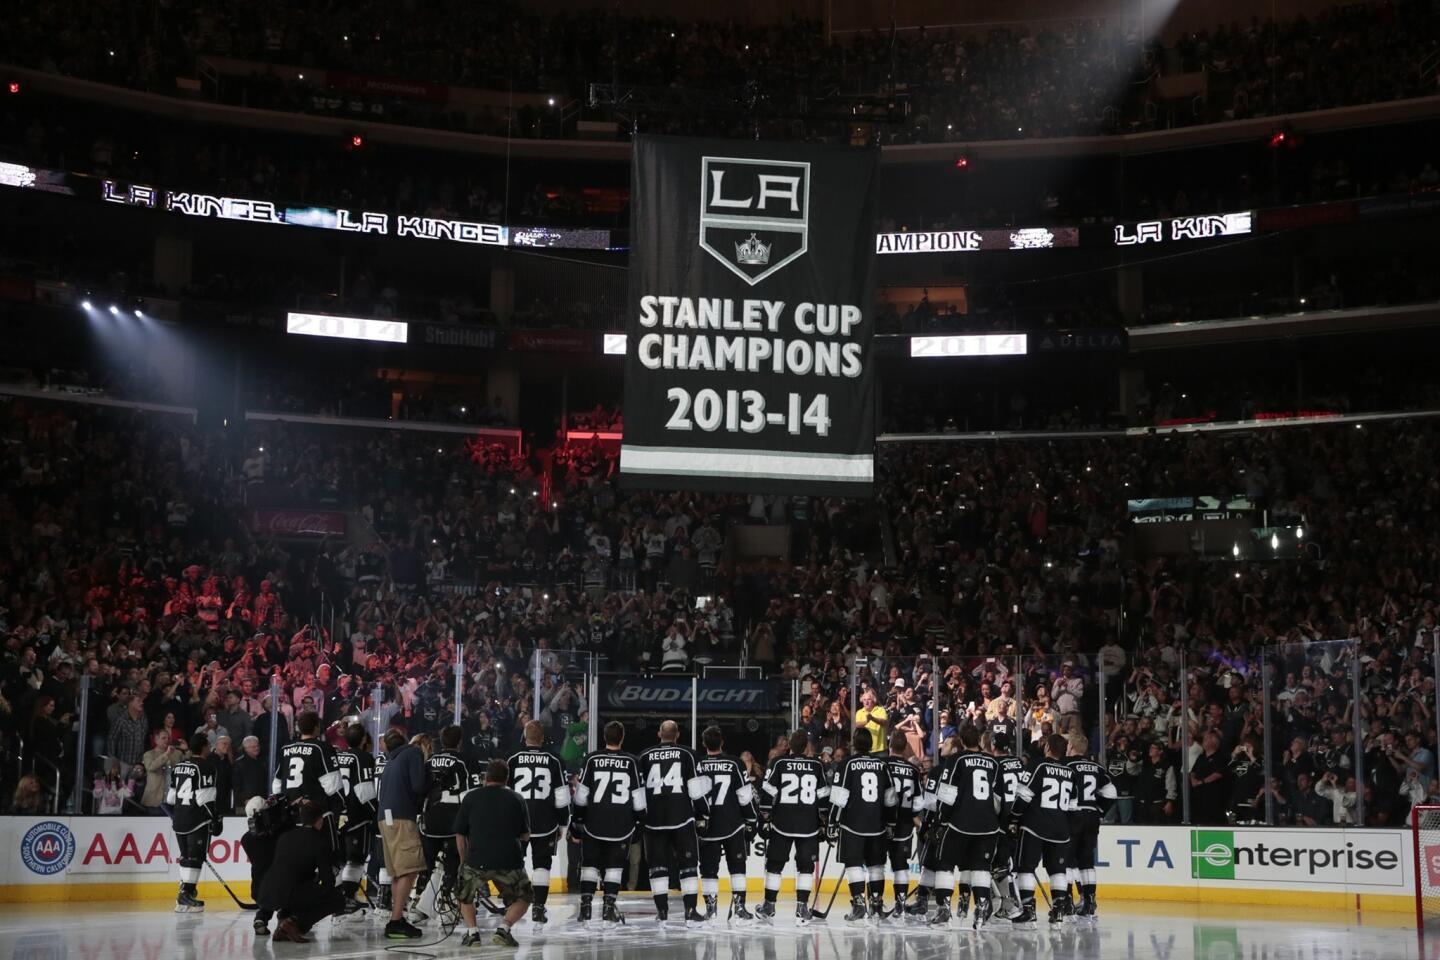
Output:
[169, 733, 221, 913]
[507, 720, 570, 924]
[414, 725, 477, 925]
[1011, 732, 1077, 925]
[367, 735, 393, 912]
[697, 725, 758, 920]
[573, 721, 646, 925]
[334, 723, 378, 918]
[932, 726, 1002, 929]
[882, 731, 922, 917]
[905, 734, 956, 920]
[992, 739, 1028, 921]
[638, 720, 711, 924]
[1065, 733, 1117, 919]
[830, 727, 897, 922]
[758, 729, 828, 923]
[273, 711, 343, 852]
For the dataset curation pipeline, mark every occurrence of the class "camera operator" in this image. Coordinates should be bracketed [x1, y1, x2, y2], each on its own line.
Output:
[240, 794, 291, 936]
[255, 798, 344, 943]
[454, 758, 532, 947]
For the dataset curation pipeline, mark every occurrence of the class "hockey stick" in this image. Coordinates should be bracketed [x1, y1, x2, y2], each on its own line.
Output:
[205, 861, 258, 910]
[809, 837, 843, 921]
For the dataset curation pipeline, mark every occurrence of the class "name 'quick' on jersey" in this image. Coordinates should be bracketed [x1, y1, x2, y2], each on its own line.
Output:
[697, 754, 757, 841]
[936, 751, 1001, 835]
[507, 749, 571, 838]
[167, 758, 217, 834]
[761, 755, 829, 838]
[1013, 759, 1077, 842]
[883, 756, 923, 839]
[574, 750, 646, 842]
[638, 743, 710, 830]
[423, 751, 477, 836]
[830, 755, 897, 836]
[273, 739, 342, 804]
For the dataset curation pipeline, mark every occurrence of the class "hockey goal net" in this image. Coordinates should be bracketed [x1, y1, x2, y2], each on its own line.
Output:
[1413, 805, 1440, 929]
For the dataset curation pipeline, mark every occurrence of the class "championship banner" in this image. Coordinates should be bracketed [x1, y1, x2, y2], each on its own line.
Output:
[621, 136, 879, 496]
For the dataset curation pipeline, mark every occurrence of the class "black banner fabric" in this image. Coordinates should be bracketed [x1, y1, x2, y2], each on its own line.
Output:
[620, 136, 879, 496]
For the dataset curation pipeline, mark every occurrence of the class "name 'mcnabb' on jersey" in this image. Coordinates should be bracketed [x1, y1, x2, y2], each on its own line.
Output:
[273, 739, 342, 804]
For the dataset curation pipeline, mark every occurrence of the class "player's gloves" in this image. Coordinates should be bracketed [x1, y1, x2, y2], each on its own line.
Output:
[825, 821, 840, 842]
[211, 818, 225, 836]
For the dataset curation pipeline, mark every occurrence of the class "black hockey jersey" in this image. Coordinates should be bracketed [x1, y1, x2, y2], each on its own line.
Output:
[638, 743, 710, 830]
[574, 749, 646, 842]
[998, 755, 1026, 810]
[936, 751, 1001, 835]
[273, 738, 342, 804]
[884, 755, 923, 839]
[760, 755, 829, 838]
[422, 751, 477, 836]
[167, 757, 218, 835]
[1014, 758, 1077, 842]
[336, 748, 379, 827]
[1066, 755, 1118, 815]
[507, 749, 571, 838]
[830, 754, 897, 836]
[697, 754, 757, 841]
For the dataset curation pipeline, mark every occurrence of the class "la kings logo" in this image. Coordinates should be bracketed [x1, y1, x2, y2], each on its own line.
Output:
[699, 156, 809, 286]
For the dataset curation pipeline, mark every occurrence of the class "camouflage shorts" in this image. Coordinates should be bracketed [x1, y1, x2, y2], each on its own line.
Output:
[457, 863, 533, 906]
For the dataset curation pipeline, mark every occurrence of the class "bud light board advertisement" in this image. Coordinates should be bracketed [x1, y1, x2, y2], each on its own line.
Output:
[620, 136, 879, 496]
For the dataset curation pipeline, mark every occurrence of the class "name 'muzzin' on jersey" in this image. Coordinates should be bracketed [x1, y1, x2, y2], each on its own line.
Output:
[639, 743, 711, 830]
[761, 755, 829, 837]
[697, 753, 757, 840]
[935, 751, 1001, 835]
[574, 750, 646, 841]
[507, 748, 571, 838]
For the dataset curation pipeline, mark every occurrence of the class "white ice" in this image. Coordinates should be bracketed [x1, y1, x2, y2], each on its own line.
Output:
[0, 897, 1429, 960]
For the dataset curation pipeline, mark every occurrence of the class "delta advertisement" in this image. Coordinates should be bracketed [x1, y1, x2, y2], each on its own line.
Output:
[1, 817, 1413, 910]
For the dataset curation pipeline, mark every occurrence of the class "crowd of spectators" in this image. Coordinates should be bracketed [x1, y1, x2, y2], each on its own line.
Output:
[6, 2, 1439, 143]
[4, 387, 1439, 830]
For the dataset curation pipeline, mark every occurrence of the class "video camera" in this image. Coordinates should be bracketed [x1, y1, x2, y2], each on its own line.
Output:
[245, 794, 296, 838]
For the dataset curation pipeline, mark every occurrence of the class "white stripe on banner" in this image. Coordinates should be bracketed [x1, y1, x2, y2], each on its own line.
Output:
[620, 445, 873, 482]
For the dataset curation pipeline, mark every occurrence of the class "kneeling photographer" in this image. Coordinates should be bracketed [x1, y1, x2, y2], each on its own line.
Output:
[241, 793, 292, 936]
[255, 798, 344, 942]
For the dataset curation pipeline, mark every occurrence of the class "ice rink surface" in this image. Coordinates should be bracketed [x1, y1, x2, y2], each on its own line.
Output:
[0, 897, 1429, 960]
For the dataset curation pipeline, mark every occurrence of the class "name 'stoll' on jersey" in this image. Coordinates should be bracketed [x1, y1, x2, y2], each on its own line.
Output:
[639, 744, 711, 830]
[167, 759, 218, 834]
[273, 739, 342, 803]
[831, 755, 898, 836]
[423, 751, 477, 836]
[336, 749, 379, 821]
[574, 750, 646, 842]
[1015, 759, 1077, 842]
[697, 754, 757, 841]
[936, 751, 1002, 835]
[1066, 756, 1119, 814]
[883, 756, 923, 838]
[761, 755, 830, 838]
[507, 749, 571, 838]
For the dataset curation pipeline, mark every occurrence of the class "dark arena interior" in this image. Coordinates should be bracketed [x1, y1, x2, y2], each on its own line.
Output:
[2, 0, 1440, 956]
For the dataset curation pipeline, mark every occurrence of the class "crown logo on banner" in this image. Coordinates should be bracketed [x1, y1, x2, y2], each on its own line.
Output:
[734, 233, 771, 265]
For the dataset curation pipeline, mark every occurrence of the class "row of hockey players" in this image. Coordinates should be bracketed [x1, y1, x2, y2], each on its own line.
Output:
[168, 709, 1113, 932]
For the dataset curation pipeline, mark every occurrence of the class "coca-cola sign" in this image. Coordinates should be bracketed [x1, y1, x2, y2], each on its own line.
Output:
[250, 509, 346, 538]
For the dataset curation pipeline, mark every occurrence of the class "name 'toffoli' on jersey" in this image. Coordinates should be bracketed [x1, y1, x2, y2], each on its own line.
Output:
[761, 756, 829, 838]
[575, 750, 646, 841]
[507, 749, 571, 838]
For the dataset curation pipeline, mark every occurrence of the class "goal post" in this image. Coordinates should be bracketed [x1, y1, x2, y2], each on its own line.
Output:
[1413, 805, 1440, 929]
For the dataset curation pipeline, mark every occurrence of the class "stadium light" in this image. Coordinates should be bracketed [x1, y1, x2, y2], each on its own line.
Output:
[954, 154, 969, 170]
[547, 97, 556, 107]
[81, 300, 92, 311]
[133, 309, 143, 318]
[6, 81, 18, 95]
[108, 305, 119, 315]
[1296, 526, 1304, 540]
[349, 133, 364, 149]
